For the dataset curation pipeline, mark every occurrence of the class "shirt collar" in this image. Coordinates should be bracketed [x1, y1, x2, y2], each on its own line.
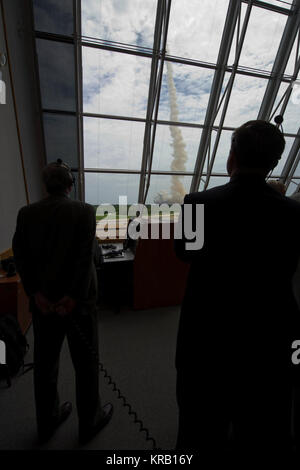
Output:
[229, 172, 267, 185]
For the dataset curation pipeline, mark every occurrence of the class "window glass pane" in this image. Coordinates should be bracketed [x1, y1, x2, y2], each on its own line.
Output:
[269, 80, 300, 142]
[198, 179, 205, 192]
[82, 48, 151, 118]
[145, 174, 192, 204]
[36, 39, 76, 111]
[286, 179, 299, 196]
[270, 136, 294, 176]
[289, 144, 300, 177]
[152, 125, 201, 172]
[284, 38, 299, 76]
[43, 113, 78, 168]
[167, 0, 229, 63]
[282, 87, 300, 135]
[271, 81, 289, 118]
[218, 73, 268, 127]
[84, 118, 145, 170]
[211, 130, 231, 174]
[238, 7, 287, 72]
[85, 172, 140, 205]
[158, 62, 214, 124]
[81, 0, 157, 49]
[33, 0, 74, 35]
[261, 0, 291, 6]
[228, 3, 247, 66]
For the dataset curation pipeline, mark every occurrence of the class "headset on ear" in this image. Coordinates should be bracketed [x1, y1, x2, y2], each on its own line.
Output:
[274, 115, 284, 133]
[264, 117, 285, 181]
[56, 158, 75, 186]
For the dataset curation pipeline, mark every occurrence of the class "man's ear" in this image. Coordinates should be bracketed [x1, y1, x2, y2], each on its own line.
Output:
[270, 158, 279, 172]
[227, 148, 237, 176]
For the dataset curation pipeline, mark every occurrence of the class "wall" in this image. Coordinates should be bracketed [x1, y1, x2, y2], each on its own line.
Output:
[0, 0, 45, 252]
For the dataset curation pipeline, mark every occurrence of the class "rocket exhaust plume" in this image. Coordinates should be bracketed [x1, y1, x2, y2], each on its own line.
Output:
[167, 59, 188, 202]
[155, 56, 188, 204]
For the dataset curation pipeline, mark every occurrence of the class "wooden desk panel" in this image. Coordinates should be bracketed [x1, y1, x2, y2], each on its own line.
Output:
[133, 223, 190, 310]
[0, 270, 31, 334]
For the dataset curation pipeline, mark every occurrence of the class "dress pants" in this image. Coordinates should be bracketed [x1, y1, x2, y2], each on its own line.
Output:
[32, 303, 102, 436]
[176, 364, 293, 456]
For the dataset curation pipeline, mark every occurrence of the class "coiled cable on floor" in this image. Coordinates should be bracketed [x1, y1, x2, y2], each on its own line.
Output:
[22, 362, 34, 374]
[69, 316, 160, 450]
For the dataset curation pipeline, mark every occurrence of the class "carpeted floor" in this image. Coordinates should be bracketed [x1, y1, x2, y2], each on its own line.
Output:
[0, 305, 180, 450]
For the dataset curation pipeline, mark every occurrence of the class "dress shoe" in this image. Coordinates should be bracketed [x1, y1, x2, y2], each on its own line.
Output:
[38, 401, 73, 444]
[79, 403, 113, 445]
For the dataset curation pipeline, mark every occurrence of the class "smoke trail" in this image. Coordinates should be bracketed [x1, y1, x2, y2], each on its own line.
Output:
[168, 59, 188, 203]
[154, 56, 188, 204]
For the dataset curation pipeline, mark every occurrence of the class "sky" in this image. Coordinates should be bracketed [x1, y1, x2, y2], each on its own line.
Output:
[34, 0, 300, 204]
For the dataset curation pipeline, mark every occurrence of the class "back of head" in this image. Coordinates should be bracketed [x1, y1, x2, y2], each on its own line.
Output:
[231, 120, 285, 173]
[42, 160, 73, 195]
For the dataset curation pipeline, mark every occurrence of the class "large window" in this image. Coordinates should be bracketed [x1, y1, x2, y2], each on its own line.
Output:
[33, 0, 300, 205]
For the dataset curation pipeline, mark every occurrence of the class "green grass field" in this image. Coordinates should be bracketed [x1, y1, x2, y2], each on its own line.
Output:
[93, 204, 180, 221]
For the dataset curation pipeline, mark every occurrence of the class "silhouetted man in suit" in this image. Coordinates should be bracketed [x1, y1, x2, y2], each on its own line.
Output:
[13, 160, 113, 444]
[175, 121, 300, 455]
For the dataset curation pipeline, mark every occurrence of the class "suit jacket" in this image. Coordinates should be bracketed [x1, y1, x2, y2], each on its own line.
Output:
[175, 173, 300, 378]
[12, 193, 97, 308]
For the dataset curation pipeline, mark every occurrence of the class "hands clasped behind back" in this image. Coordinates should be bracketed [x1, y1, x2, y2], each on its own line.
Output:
[34, 292, 77, 316]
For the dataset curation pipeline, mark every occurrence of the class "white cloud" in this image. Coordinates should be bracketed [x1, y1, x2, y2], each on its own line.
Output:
[167, 0, 230, 64]
[81, 0, 157, 48]
[219, 73, 269, 128]
[238, 6, 287, 72]
[84, 117, 145, 170]
[83, 47, 151, 118]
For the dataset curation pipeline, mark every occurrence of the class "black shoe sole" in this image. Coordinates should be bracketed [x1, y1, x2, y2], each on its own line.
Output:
[79, 403, 113, 445]
[38, 402, 72, 444]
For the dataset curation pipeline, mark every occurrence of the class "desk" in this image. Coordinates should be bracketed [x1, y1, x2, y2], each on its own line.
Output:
[0, 270, 31, 333]
[98, 230, 189, 311]
[98, 243, 135, 311]
[132, 224, 190, 310]
[100, 243, 135, 264]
